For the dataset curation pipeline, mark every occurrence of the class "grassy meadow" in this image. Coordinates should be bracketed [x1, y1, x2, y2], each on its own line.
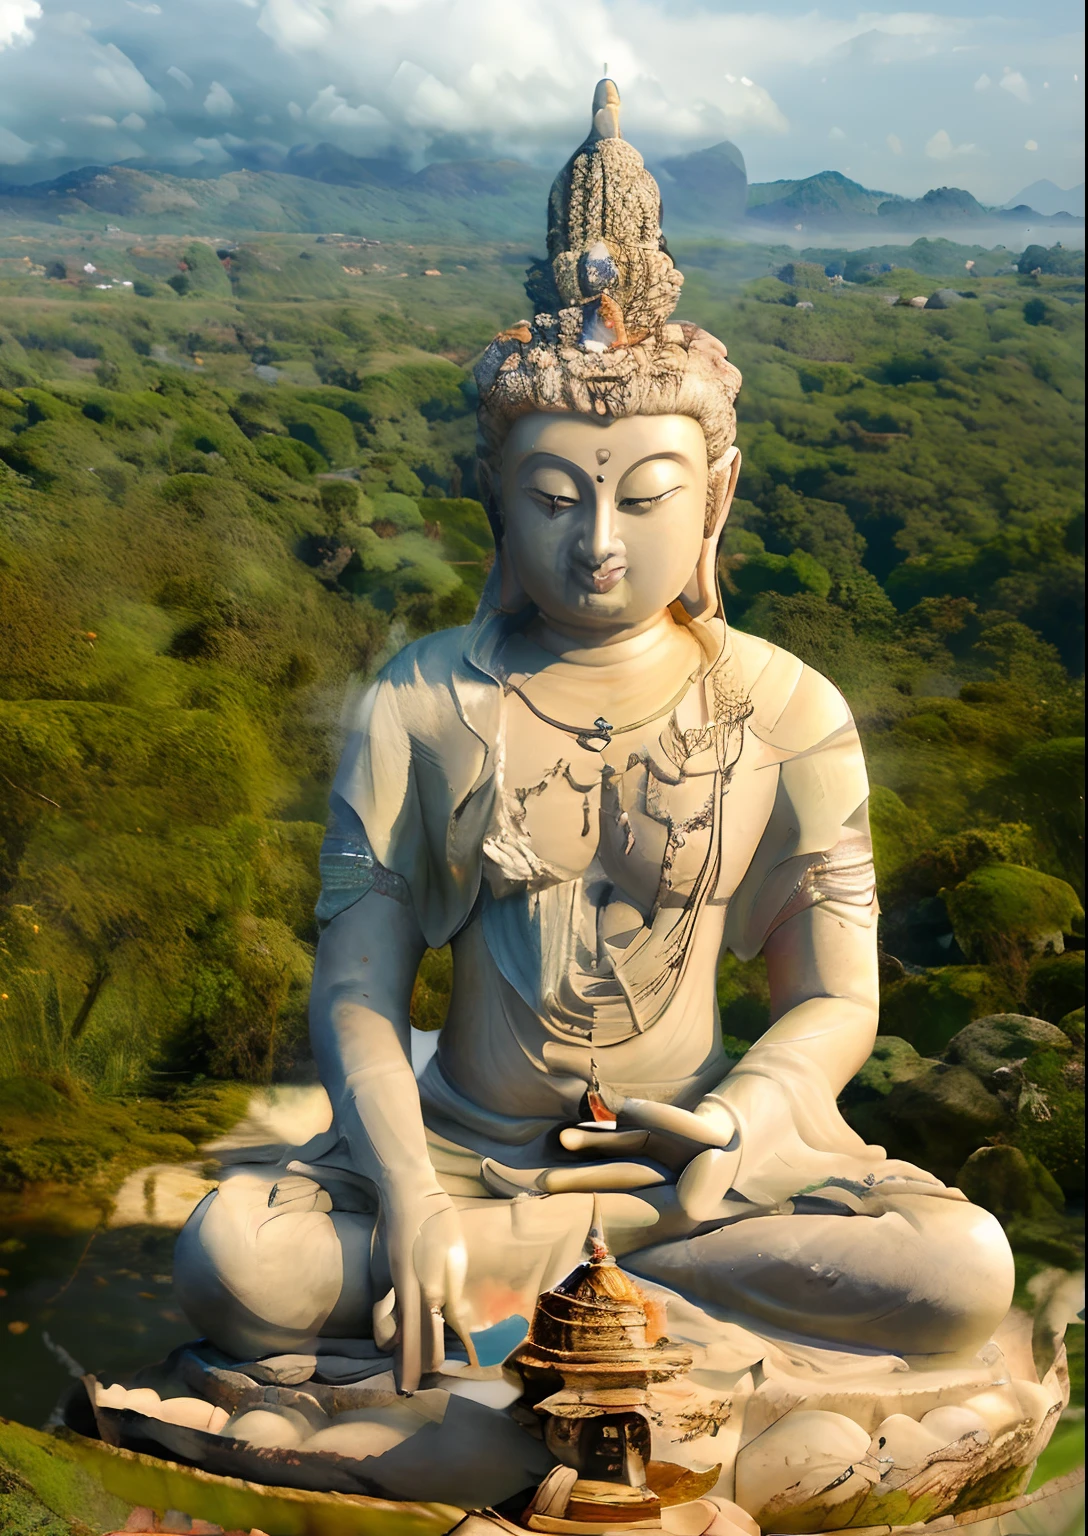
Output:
[0, 226, 1082, 1322]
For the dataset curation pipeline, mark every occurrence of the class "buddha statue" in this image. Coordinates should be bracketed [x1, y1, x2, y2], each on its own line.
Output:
[173, 80, 1058, 1528]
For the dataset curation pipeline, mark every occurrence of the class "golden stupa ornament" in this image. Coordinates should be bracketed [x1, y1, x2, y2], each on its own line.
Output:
[511, 1202, 708, 1531]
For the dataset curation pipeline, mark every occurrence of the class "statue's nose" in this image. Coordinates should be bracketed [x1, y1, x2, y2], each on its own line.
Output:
[584, 492, 620, 566]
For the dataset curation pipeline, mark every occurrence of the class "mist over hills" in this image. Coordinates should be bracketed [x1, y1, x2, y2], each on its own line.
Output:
[0, 136, 1082, 247]
[1003, 180, 1085, 219]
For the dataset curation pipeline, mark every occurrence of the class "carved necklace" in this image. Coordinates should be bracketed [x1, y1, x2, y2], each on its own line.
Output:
[505, 668, 701, 753]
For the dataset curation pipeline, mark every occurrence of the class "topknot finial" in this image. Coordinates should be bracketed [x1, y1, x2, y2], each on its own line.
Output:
[590, 77, 621, 141]
[523, 78, 683, 344]
[587, 1194, 609, 1264]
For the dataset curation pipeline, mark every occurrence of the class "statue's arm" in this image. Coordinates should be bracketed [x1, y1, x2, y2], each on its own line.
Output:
[747, 895, 880, 1095]
[309, 890, 473, 1388]
[308, 889, 433, 1192]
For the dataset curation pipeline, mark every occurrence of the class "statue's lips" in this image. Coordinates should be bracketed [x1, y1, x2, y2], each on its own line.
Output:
[588, 559, 628, 594]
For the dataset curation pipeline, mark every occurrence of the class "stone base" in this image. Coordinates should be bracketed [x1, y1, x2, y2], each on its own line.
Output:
[1, 1410, 1080, 1536]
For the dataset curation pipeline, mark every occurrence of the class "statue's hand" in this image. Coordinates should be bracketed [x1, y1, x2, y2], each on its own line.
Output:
[559, 1096, 738, 1176]
[371, 1184, 477, 1393]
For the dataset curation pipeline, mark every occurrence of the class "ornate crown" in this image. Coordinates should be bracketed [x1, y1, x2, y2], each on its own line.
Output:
[524, 77, 684, 347]
[474, 80, 742, 538]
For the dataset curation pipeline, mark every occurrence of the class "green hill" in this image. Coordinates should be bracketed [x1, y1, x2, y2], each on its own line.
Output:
[0, 161, 552, 242]
[747, 170, 900, 223]
[879, 185, 991, 226]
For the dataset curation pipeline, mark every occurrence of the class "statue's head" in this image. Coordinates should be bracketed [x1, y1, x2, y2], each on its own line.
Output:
[474, 79, 743, 634]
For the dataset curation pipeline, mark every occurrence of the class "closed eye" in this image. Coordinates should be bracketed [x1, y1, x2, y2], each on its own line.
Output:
[618, 487, 682, 510]
[526, 488, 579, 515]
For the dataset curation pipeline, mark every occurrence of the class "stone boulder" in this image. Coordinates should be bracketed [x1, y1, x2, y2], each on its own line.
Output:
[1026, 950, 1085, 1024]
[956, 1145, 1080, 1268]
[879, 1064, 1008, 1183]
[879, 965, 1016, 1056]
[924, 289, 965, 308]
[956, 1145, 1064, 1222]
[943, 864, 1084, 964]
[1058, 1006, 1084, 1044]
[944, 1013, 1071, 1088]
[945, 1014, 1083, 1200]
[838, 1036, 934, 1146]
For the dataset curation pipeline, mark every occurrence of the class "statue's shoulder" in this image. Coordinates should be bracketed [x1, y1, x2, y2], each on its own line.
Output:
[378, 625, 469, 692]
[368, 626, 497, 756]
[728, 628, 853, 750]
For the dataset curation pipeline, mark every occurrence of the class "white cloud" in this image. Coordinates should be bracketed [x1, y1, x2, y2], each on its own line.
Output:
[1024, 138, 1038, 151]
[828, 125, 846, 141]
[1000, 69, 1031, 104]
[192, 135, 232, 163]
[0, 0, 40, 51]
[204, 80, 236, 116]
[120, 112, 146, 130]
[0, 0, 1080, 202]
[256, 0, 792, 150]
[0, 123, 34, 161]
[925, 128, 979, 160]
[306, 84, 391, 147]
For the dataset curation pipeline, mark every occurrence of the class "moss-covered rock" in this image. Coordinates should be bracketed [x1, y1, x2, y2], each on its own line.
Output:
[839, 1036, 934, 1145]
[1026, 950, 1085, 1023]
[941, 1014, 1083, 1197]
[879, 1065, 1009, 1182]
[1058, 1006, 1084, 1044]
[943, 863, 1084, 963]
[944, 1013, 1071, 1086]
[1012, 1043, 1085, 1197]
[955, 1144, 1064, 1221]
[879, 965, 1016, 1055]
[891, 823, 1037, 903]
[868, 785, 930, 883]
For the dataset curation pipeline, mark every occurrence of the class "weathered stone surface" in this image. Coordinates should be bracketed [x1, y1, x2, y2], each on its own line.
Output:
[943, 864, 1083, 963]
[1026, 950, 1085, 1024]
[956, 1145, 1065, 1222]
[841, 1036, 934, 1101]
[1058, 1005, 1084, 1043]
[880, 1065, 1008, 1181]
[944, 1014, 1071, 1087]
[879, 967, 1016, 1055]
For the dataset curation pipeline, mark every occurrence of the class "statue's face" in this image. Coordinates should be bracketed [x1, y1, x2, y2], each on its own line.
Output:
[500, 412, 710, 635]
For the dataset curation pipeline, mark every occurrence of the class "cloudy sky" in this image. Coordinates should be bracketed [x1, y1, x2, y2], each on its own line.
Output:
[0, 0, 1082, 202]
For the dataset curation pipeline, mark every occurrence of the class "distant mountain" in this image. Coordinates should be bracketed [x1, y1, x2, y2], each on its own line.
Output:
[0, 160, 551, 242]
[746, 171, 899, 225]
[1003, 179, 1084, 218]
[281, 143, 413, 189]
[878, 185, 1083, 229]
[1, 152, 1081, 244]
[653, 140, 747, 228]
[0, 141, 747, 242]
[878, 185, 989, 225]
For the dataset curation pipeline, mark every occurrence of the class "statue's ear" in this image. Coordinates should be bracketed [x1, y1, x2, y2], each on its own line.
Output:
[682, 447, 741, 621]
